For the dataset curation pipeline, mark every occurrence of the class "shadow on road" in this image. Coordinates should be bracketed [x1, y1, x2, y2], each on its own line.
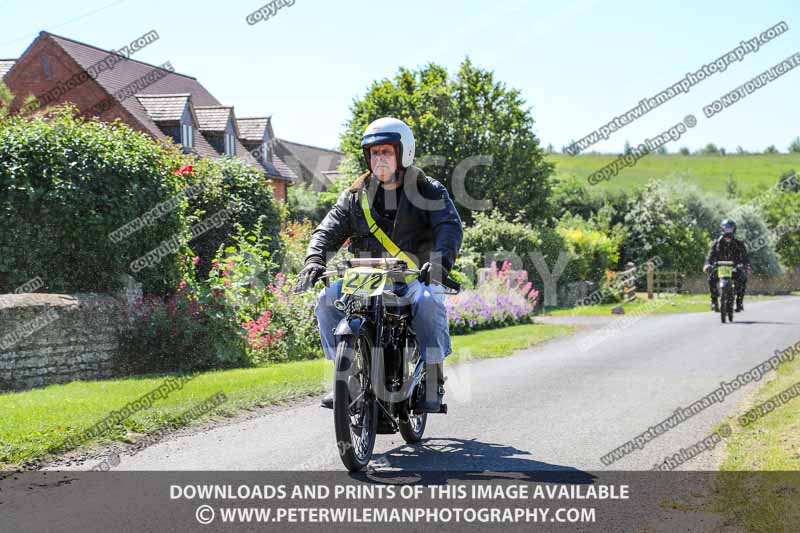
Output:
[725, 320, 798, 325]
[349, 437, 595, 485]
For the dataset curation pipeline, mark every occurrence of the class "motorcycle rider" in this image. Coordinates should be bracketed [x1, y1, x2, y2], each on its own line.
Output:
[702, 219, 750, 313]
[293, 117, 463, 412]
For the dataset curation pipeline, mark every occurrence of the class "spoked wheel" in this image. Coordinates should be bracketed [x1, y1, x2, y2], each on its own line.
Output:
[333, 331, 377, 472]
[399, 340, 427, 443]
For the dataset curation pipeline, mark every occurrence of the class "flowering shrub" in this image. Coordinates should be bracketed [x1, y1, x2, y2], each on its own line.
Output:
[279, 219, 314, 274]
[116, 285, 236, 374]
[445, 260, 539, 335]
[257, 272, 323, 363]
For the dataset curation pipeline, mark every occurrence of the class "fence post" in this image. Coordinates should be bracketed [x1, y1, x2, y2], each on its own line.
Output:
[647, 260, 654, 300]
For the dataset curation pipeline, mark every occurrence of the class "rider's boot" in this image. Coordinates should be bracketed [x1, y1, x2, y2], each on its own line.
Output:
[320, 390, 334, 409]
[422, 362, 445, 413]
[710, 296, 719, 312]
[735, 295, 744, 313]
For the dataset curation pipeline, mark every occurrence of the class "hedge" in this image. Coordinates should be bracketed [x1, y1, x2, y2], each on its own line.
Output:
[0, 106, 284, 295]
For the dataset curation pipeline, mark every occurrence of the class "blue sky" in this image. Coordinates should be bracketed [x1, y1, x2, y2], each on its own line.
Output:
[1, 0, 798, 153]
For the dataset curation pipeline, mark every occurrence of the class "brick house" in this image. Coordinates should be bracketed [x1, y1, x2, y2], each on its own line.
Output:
[273, 138, 345, 192]
[1, 32, 302, 201]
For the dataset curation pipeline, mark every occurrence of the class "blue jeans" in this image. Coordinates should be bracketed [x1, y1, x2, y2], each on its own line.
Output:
[314, 278, 452, 364]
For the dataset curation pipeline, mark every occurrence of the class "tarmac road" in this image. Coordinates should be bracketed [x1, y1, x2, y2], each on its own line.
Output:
[47, 296, 800, 472]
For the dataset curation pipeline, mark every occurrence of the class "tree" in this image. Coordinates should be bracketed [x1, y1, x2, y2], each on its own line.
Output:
[623, 181, 710, 275]
[656, 146, 668, 155]
[339, 58, 554, 225]
[546, 143, 555, 154]
[760, 171, 800, 269]
[764, 145, 779, 154]
[736, 145, 747, 155]
[679, 147, 691, 156]
[789, 137, 800, 154]
[623, 141, 632, 155]
[700, 142, 720, 155]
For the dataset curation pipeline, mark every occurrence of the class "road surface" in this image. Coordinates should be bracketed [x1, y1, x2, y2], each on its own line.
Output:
[48, 296, 800, 472]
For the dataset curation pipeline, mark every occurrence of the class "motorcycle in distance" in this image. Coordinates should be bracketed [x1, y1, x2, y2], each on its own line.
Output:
[714, 261, 742, 323]
[308, 257, 460, 472]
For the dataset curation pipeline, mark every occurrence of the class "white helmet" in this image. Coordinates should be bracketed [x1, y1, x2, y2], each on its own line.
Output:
[360, 117, 415, 169]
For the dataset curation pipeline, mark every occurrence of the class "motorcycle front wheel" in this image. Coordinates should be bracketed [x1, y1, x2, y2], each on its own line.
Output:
[333, 330, 378, 472]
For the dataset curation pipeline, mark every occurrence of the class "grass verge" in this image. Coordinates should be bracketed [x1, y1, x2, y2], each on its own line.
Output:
[546, 292, 775, 317]
[0, 322, 573, 469]
[712, 349, 800, 531]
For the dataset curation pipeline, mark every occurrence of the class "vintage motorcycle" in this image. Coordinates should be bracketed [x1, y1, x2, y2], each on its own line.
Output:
[714, 260, 742, 323]
[316, 257, 460, 471]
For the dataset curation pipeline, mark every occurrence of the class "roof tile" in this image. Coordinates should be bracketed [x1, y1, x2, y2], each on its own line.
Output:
[237, 117, 270, 142]
[136, 94, 190, 122]
[194, 106, 234, 132]
[0, 59, 16, 79]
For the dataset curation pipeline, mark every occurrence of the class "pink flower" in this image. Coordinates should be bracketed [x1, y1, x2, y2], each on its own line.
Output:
[223, 280, 232, 287]
[192, 256, 200, 265]
[178, 280, 188, 290]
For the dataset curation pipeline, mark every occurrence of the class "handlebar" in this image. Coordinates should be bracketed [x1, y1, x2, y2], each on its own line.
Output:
[319, 258, 461, 293]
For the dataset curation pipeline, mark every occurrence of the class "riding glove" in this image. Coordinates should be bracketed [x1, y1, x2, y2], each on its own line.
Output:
[293, 259, 326, 293]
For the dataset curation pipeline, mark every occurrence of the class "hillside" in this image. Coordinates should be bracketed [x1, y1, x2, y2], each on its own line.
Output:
[547, 153, 800, 196]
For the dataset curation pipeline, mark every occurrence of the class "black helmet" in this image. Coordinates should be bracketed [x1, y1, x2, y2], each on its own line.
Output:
[721, 219, 736, 235]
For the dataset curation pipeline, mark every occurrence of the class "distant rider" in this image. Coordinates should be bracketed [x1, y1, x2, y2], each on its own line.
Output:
[703, 219, 750, 312]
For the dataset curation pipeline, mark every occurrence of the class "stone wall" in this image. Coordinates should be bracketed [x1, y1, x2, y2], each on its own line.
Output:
[0, 294, 127, 391]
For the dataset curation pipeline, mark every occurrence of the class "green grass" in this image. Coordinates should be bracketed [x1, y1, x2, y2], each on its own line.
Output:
[712, 351, 800, 531]
[546, 292, 775, 316]
[0, 323, 573, 469]
[447, 323, 574, 364]
[547, 153, 800, 196]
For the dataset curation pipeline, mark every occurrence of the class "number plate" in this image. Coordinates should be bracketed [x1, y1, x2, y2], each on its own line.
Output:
[341, 267, 388, 296]
[717, 265, 733, 278]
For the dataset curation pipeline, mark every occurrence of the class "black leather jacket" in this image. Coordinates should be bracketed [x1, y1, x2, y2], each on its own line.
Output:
[705, 235, 750, 267]
[304, 166, 463, 271]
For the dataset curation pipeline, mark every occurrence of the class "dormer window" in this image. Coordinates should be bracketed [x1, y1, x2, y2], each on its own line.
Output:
[224, 133, 236, 156]
[181, 123, 193, 150]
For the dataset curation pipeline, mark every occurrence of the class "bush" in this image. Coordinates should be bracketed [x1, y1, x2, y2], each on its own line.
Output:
[459, 209, 566, 290]
[623, 181, 710, 275]
[759, 172, 800, 270]
[0, 107, 285, 295]
[185, 156, 284, 282]
[117, 220, 279, 372]
[555, 213, 622, 284]
[0, 107, 186, 293]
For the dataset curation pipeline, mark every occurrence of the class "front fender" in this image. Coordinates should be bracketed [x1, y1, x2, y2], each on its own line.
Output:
[334, 316, 365, 338]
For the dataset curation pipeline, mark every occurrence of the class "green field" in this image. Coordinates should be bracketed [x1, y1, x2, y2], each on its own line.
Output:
[548, 153, 800, 196]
